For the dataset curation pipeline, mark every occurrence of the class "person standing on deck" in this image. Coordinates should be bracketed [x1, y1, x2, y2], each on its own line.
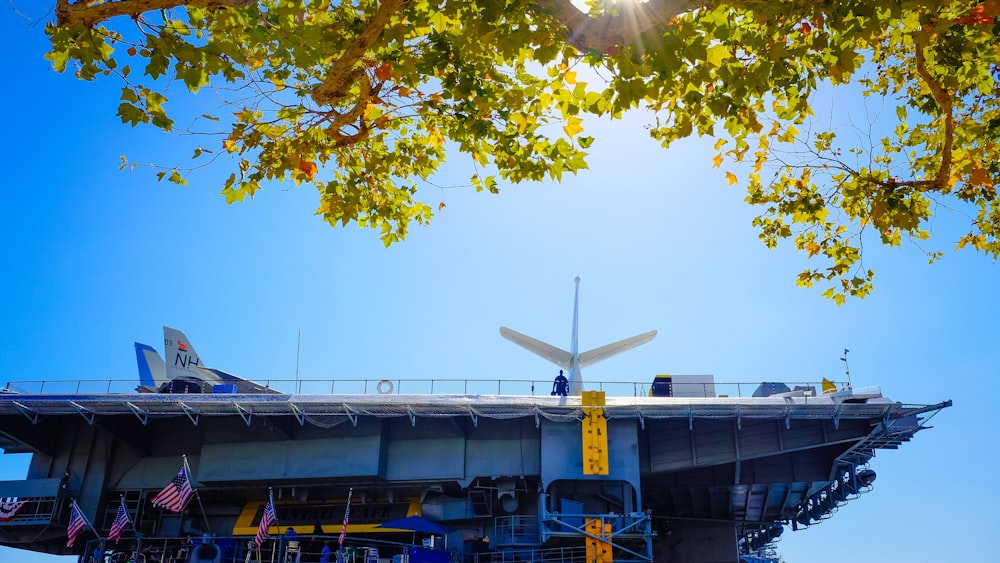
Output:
[552, 370, 568, 396]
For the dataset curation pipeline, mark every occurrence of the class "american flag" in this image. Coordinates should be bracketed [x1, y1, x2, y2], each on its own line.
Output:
[66, 500, 87, 547]
[150, 466, 193, 513]
[339, 488, 353, 546]
[108, 499, 131, 543]
[255, 493, 277, 548]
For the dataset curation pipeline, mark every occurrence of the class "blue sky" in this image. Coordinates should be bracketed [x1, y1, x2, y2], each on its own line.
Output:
[3, 6, 999, 563]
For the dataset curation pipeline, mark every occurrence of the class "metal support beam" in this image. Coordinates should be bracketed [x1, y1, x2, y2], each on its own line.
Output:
[125, 402, 148, 426]
[234, 403, 253, 426]
[343, 404, 358, 427]
[68, 401, 95, 425]
[178, 402, 200, 426]
[12, 401, 40, 425]
[733, 419, 742, 463]
[289, 403, 305, 426]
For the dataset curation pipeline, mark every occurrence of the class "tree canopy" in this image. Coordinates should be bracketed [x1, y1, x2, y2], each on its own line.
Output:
[45, 0, 1000, 302]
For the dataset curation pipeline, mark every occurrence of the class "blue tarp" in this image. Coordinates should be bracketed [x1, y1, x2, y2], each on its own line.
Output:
[409, 546, 449, 563]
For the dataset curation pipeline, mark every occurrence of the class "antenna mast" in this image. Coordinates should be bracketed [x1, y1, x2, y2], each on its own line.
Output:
[839, 348, 852, 389]
[295, 330, 301, 381]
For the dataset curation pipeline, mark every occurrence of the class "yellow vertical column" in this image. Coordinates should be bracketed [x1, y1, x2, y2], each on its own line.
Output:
[585, 518, 613, 563]
[581, 390, 608, 475]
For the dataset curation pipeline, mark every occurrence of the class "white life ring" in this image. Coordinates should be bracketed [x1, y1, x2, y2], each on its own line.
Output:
[377, 380, 394, 394]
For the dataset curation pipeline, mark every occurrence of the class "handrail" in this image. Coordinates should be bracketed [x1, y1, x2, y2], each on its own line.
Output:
[3, 377, 852, 399]
[80, 534, 427, 563]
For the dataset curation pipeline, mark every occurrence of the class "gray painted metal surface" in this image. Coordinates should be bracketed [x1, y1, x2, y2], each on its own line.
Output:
[0, 386, 950, 563]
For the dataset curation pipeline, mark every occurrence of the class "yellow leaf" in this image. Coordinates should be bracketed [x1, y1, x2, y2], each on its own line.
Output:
[438, 202, 446, 212]
[315, 197, 336, 217]
[706, 44, 730, 67]
[725, 172, 738, 185]
[713, 138, 727, 150]
[778, 124, 799, 143]
[564, 70, 577, 84]
[563, 116, 583, 138]
[712, 154, 723, 168]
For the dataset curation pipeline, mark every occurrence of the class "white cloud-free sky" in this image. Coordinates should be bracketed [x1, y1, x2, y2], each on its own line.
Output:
[2, 5, 997, 563]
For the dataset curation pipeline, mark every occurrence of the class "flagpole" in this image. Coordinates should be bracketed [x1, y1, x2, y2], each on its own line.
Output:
[108, 495, 133, 545]
[269, 489, 278, 563]
[256, 487, 278, 563]
[69, 497, 102, 555]
[73, 498, 100, 538]
[183, 454, 213, 534]
[339, 488, 353, 563]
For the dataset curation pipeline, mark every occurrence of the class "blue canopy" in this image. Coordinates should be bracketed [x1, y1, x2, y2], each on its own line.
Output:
[376, 515, 452, 535]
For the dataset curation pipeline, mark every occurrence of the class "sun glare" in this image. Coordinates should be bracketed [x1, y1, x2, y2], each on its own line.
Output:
[572, 0, 650, 12]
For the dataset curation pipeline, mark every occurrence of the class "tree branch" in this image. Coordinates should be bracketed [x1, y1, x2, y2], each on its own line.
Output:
[913, 28, 954, 189]
[56, 0, 252, 27]
[310, 0, 407, 107]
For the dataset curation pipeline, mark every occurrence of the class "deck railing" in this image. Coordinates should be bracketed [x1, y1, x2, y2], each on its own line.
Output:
[80, 534, 440, 563]
[4, 377, 857, 399]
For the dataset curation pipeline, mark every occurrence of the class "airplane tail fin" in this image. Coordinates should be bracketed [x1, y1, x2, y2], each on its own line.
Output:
[164, 326, 206, 381]
[578, 330, 657, 369]
[500, 278, 656, 396]
[162, 326, 279, 394]
[135, 343, 167, 390]
[499, 327, 572, 369]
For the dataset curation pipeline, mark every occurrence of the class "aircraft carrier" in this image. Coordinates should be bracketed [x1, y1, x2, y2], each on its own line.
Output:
[0, 282, 952, 563]
[0, 372, 949, 563]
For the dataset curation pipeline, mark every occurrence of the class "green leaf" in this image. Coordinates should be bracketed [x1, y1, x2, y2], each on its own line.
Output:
[117, 102, 147, 127]
[706, 44, 730, 68]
